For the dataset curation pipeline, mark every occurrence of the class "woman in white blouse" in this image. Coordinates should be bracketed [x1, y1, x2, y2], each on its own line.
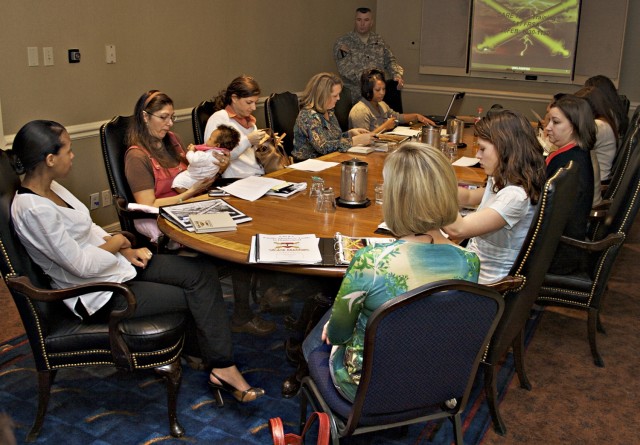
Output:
[10, 120, 265, 405]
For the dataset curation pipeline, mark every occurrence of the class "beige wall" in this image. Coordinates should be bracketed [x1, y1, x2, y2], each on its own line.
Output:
[0, 0, 374, 226]
[1, 0, 638, 227]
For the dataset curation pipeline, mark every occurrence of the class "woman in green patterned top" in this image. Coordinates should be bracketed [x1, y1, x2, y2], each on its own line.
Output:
[302, 142, 480, 402]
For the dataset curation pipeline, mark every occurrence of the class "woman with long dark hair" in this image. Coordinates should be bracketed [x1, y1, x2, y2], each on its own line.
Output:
[444, 109, 546, 283]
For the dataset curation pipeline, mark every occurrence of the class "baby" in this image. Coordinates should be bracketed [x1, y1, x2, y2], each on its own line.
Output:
[172, 124, 240, 192]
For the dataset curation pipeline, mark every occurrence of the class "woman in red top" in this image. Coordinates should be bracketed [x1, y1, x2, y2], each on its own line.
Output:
[124, 90, 276, 337]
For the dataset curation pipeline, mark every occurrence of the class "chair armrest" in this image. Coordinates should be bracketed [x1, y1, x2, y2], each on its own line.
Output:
[590, 199, 611, 220]
[7, 275, 137, 368]
[558, 232, 625, 252]
[484, 275, 524, 293]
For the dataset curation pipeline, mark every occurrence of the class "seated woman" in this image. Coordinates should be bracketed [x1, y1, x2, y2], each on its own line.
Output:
[302, 142, 480, 402]
[575, 86, 618, 184]
[444, 109, 546, 284]
[124, 90, 275, 336]
[292, 72, 372, 161]
[348, 68, 435, 132]
[203, 75, 266, 178]
[584, 74, 629, 141]
[11, 120, 264, 405]
[544, 94, 596, 274]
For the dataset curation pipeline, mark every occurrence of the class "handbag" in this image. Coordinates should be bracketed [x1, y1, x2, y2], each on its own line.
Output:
[269, 411, 330, 445]
[255, 128, 292, 173]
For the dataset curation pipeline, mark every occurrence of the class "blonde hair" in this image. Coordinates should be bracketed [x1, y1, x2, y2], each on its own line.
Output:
[299, 72, 343, 114]
[383, 142, 459, 237]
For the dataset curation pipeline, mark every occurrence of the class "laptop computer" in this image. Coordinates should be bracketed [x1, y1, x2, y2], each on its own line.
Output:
[425, 92, 466, 126]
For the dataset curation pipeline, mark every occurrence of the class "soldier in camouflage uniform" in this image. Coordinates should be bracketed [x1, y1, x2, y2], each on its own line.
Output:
[333, 7, 404, 104]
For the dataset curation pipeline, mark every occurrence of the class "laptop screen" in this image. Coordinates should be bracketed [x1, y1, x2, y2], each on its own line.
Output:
[443, 92, 466, 121]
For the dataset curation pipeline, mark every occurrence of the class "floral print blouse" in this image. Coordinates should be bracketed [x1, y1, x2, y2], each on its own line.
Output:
[326, 240, 480, 401]
[292, 108, 352, 161]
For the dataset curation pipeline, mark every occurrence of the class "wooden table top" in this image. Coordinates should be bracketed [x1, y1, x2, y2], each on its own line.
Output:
[158, 135, 486, 277]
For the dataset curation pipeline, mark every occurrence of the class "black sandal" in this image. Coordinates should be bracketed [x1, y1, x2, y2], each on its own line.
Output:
[208, 372, 265, 407]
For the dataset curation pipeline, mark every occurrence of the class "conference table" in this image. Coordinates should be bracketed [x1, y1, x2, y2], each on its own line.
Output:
[158, 134, 487, 278]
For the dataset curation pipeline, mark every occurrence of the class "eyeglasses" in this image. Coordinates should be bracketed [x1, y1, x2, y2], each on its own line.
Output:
[144, 111, 177, 123]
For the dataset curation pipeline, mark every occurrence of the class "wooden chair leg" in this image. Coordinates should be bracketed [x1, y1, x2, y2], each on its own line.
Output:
[451, 413, 464, 445]
[513, 331, 532, 390]
[596, 311, 606, 334]
[155, 360, 185, 438]
[27, 369, 56, 442]
[588, 309, 605, 367]
[483, 365, 507, 435]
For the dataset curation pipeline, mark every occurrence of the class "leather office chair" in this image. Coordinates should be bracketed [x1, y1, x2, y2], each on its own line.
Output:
[191, 99, 218, 145]
[333, 87, 353, 132]
[264, 91, 300, 158]
[0, 150, 187, 441]
[537, 147, 640, 367]
[482, 161, 579, 435]
[100, 115, 167, 251]
[299, 280, 504, 445]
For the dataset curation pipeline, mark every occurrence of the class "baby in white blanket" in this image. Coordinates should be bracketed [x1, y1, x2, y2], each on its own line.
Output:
[172, 124, 240, 192]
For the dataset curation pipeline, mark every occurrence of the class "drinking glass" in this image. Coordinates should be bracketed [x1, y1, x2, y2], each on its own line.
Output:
[309, 177, 324, 198]
[316, 187, 336, 213]
[446, 141, 458, 162]
[374, 182, 384, 205]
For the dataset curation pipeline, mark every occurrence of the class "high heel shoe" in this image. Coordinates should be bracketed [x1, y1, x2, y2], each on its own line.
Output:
[208, 372, 265, 407]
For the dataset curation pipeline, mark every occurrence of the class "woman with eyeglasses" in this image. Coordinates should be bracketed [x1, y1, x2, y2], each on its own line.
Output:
[125, 90, 228, 208]
[203, 75, 266, 178]
[124, 90, 275, 337]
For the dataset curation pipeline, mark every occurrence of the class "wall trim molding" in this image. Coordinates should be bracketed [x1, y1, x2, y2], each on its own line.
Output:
[3, 97, 270, 148]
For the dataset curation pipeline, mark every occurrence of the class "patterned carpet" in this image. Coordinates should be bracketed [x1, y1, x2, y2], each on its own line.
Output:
[0, 295, 538, 445]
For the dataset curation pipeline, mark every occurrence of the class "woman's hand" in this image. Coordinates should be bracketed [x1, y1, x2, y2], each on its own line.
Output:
[99, 233, 132, 254]
[247, 129, 266, 146]
[211, 150, 230, 173]
[417, 114, 436, 126]
[348, 128, 369, 137]
[321, 321, 332, 345]
[188, 176, 216, 196]
[121, 247, 153, 268]
[351, 132, 373, 146]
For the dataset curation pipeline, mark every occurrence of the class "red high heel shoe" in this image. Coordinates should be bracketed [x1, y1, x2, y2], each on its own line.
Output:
[208, 372, 265, 407]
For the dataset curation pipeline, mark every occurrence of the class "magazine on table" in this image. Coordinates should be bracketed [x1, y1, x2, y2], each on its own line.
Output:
[334, 232, 396, 265]
[248, 232, 396, 266]
[189, 212, 237, 233]
[160, 199, 251, 232]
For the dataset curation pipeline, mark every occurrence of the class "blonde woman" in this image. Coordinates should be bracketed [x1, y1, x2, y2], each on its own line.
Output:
[292, 72, 372, 161]
[301, 143, 480, 402]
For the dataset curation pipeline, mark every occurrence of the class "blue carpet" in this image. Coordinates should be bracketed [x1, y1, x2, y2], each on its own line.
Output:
[0, 304, 542, 444]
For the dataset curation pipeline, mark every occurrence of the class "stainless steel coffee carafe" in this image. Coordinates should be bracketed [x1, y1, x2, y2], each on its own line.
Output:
[339, 158, 368, 205]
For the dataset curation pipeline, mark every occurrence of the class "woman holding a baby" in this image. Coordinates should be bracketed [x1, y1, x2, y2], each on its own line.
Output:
[124, 89, 277, 337]
[203, 75, 267, 179]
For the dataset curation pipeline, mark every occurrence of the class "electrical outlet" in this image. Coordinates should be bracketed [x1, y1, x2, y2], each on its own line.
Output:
[90, 192, 100, 210]
[101, 190, 112, 207]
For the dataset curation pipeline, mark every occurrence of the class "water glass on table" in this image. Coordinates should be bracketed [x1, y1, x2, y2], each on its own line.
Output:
[374, 182, 384, 205]
[309, 177, 324, 198]
[316, 187, 336, 213]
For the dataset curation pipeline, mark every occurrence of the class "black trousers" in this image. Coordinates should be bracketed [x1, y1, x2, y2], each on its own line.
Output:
[95, 254, 234, 369]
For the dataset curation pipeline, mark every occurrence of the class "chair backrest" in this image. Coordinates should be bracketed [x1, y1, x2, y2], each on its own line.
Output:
[485, 161, 578, 363]
[334, 86, 354, 132]
[0, 150, 70, 366]
[605, 106, 640, 200]
[345, 280, 503, 432]
[264, 92, 300, 157]
[100, 115, 136, 233]
[191, 99, 218, 145]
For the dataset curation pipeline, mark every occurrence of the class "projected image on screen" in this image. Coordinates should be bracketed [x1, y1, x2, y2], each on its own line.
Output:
[469, 0, 581, 78]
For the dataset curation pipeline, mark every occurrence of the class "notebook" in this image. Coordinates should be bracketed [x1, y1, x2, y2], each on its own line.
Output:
[425, 92, 466, 126]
